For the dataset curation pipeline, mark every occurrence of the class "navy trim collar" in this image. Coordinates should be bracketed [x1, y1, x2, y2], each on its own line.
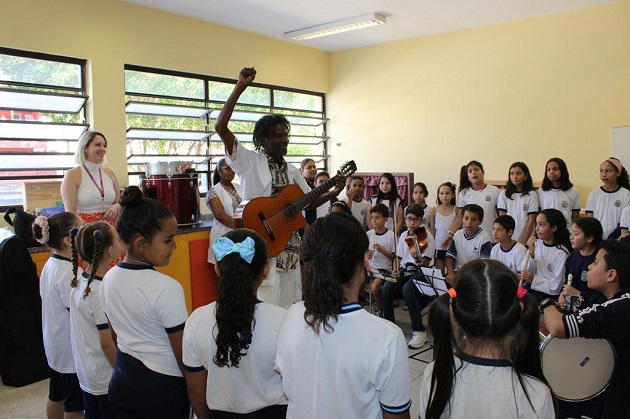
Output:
[116, 262, 155, 271]
[51, 254, 71, 262]
[497, 241, 517, 253]
[599, 185, 622, 194]
[339, 302, 362, 314]
[463, 228, 483, 240]
[457, 352, 512, 367]
[81, 271, 103, 281]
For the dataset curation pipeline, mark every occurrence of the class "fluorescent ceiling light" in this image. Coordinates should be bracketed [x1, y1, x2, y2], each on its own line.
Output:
[284, 13, 386, 41]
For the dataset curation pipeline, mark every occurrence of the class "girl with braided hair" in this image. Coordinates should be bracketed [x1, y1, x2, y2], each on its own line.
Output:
[419, 259, 554, 418]
[275, 212, 411, 419]
[183, 228, 288, 418]
[69, 221, 124, 419]
[33, 212, 84, 418]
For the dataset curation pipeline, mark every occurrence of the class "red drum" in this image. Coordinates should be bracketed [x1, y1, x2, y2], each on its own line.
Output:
[141, 162, 200, 226]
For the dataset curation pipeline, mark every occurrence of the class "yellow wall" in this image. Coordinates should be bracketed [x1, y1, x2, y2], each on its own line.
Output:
[329, 0, 630, 203]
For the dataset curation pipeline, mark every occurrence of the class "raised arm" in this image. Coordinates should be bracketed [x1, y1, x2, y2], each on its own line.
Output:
[214, 67, 257, 155]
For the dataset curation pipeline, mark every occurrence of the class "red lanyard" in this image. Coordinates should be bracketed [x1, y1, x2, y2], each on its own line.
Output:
[83, 164, 104, 200]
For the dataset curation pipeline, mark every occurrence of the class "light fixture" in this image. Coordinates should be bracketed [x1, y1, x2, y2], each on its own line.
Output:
[284, 13, 386, 41]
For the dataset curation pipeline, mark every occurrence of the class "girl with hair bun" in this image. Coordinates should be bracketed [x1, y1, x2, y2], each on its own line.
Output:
[69, 221, 124, 419]
[100, 186, 189, 419]
[276, 213, 411, 419]
[33, 212, 85, 418]
[419, 259, 554, 418]
[183, 228, 288, 418]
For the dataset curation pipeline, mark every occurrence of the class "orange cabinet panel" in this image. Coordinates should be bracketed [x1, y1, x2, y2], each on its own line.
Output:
[189, 238, 218, 310]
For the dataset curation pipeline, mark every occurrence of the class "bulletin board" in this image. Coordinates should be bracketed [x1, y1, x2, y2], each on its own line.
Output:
[612, 125, 630, 168]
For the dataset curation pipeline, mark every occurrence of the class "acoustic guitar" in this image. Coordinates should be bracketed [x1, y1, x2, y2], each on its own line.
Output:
[234, 160, 357, 257]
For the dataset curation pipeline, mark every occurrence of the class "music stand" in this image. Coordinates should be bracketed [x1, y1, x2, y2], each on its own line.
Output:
[412, 268, 448, 297]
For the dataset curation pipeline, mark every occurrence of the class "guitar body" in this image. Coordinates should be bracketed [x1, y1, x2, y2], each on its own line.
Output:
[235, 185, 307, 257]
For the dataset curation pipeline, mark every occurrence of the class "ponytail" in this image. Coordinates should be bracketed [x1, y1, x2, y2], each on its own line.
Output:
[301, 213, 368, 334]
[70, 228, 79, 288]
[425, 294, 456, 419]
[213, 229, 268, 368]
[84, 230, 104, 298]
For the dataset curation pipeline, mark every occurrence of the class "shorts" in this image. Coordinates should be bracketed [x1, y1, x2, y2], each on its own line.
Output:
[48, 368, 84, 412]
[435, 249, 447, 261]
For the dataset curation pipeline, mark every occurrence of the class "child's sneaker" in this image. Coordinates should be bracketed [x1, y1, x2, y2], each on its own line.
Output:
[408, 331, 427, 349]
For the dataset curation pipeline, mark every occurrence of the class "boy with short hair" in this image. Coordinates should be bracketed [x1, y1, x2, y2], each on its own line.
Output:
[543, 239, 630, 419]
[366, 204, 396, 316]
[445, 204, 491, 285]
[382, 204, 435, 349]
[490, 215, 527, 275]
[340, 176, 369, 229]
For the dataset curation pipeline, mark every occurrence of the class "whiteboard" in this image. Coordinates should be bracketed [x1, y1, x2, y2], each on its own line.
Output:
[612, 125, 630, 168]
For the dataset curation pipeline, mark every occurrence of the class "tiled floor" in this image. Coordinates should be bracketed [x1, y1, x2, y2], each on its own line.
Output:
[0, 306, 430, 418]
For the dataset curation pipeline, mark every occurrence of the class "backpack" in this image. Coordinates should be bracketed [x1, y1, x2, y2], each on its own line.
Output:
[0, 236, 49, 386]
[4, 207, 40, 248]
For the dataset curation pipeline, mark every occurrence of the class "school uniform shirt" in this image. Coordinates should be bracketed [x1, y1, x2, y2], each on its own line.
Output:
[339, 196, 369, 228]
[69, 272, 112, 395]
[585, 186, 630, 238]
[456, 184, 500, 237]
[276, 302, 411, 419]
[528, 239, 570, 297]
[418, 354, 554, 419]
[490, 241, 528, 275]
[563, 292, 630, 418]
[497, 190, 539, 242]
[367, 228, 396, 271]
[100, 263, 188, 377]
[397, 229, 436, 268]
[564, 250, 601, 306]
[620, 206, 630, 232]
[182, 302, 287, 414]
[537, 187, 582, 230]
[39, 254, 77, 373]
[445, 229, 492, 271]
[370, 197, 403, 233]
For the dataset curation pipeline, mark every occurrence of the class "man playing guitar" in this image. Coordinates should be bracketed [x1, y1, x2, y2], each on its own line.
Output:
[214, 67, 344, 308]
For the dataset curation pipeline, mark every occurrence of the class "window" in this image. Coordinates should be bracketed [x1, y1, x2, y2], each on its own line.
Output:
[0, 47, 88, 208]
[125, 65, 328, 194]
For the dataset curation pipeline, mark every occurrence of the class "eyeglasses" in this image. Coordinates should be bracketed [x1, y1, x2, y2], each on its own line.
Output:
[405, 216, 421, 222]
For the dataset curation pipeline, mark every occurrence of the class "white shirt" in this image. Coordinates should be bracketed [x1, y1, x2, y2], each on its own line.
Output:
[528, 239, 570, 296]
[457, 185, 500, 236]
[418, 355, 554, 419]
[77, 161, 116, 213]
[276, 302, 411, 419]
[490, 241, 528, 275]
[367, 228, 396, 271]
[497, 190, 539, 242]
[397, 229, 436, 268]
[39, 254, 76, 373]
[183, 302, 287, 413]
[537, 187, 581, 230]
[70, 272, 112, 395]
[101, 263, 188, 377]
[585, 186, 630, 238]
[340, 196, 369, 228]
[206, 182, 243, 263]
[445, 229, 492, 271]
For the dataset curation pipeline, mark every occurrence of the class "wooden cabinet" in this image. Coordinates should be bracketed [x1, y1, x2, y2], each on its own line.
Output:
[30, 229, 218, 314]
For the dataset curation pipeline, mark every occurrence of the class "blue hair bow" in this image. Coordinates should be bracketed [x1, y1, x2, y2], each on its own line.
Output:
[212, 236, 256, 263]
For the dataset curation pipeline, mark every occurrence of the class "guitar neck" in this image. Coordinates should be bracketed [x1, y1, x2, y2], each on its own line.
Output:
[292, 175, 338, 212]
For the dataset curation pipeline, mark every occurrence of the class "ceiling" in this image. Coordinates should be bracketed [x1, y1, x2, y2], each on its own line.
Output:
[122, 0, 616, 52]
